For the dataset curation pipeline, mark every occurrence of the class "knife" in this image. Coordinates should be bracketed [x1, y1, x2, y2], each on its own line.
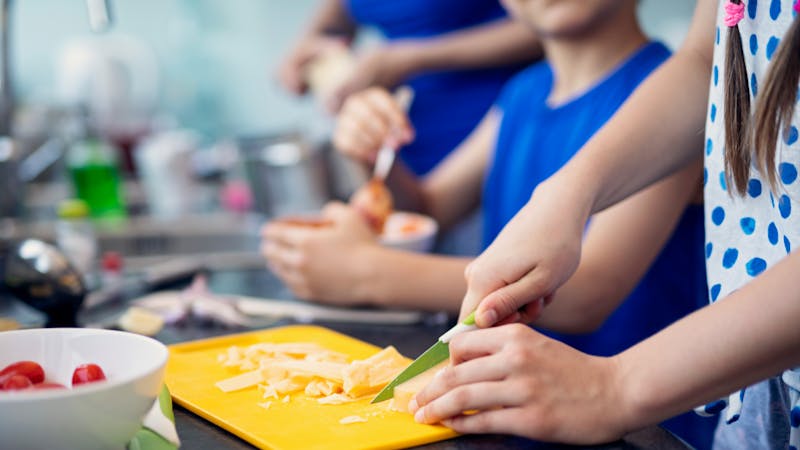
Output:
[372, 86, 415, 181]
[371, 312, 477, 403]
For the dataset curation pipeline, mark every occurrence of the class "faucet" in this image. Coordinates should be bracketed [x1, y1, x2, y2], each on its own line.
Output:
[0, 0, 113, 218]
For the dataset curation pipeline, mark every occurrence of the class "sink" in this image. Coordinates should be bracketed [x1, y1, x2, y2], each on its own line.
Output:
[1, 211, 266, 273]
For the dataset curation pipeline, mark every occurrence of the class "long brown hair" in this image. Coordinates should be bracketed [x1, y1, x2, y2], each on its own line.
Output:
[726, 2, 800, 195]
[723, 0, 752, 195]
[751, 14, 800, 192]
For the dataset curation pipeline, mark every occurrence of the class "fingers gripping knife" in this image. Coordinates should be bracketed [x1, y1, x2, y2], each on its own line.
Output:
[371, 312, 477, 403]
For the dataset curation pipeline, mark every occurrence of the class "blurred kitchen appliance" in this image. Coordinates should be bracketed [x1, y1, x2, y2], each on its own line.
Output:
[241, 134, 330, 218]
[2, 239, 87, 327]
[0, 0, 117, 219]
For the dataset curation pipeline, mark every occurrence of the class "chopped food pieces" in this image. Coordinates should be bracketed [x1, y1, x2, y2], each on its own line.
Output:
[216, 342, 409, 407]
[339, 415, 368, 425]
[390, 361, 449, 414]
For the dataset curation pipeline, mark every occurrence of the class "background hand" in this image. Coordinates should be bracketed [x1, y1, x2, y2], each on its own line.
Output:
[333, 87, 414, 164]
[260, 202, 378, 304]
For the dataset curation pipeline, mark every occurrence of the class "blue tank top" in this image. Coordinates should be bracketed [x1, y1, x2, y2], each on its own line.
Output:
[483, 42, 716, 450]
[346, 0, 526, 175]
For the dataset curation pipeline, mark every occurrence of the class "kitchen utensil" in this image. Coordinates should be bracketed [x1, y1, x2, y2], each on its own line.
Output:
[0, 328, 167, 450]
[165, 326, 458, 450]
[241, 133, 330, 217]
[3, 239, 87, 327]
[372, 312, 476, 403]
[235, 295, 423, 324]
[372, 86, 414, 181]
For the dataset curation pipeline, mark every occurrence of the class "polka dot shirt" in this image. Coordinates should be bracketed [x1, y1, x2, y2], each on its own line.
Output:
[700, 1, 800, 448]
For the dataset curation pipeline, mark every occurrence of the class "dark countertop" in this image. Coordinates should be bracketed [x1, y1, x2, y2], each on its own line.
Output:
[82, 268, 692, 450]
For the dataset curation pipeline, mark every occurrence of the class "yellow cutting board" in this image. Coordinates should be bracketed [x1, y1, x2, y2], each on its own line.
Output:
[165, 325, 459, 450]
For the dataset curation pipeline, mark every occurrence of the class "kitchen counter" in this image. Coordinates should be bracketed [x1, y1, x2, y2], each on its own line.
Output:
[85, 268, 692, 450]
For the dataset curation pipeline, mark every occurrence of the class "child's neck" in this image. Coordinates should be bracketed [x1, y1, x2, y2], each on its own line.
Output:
[544, 9, 647, 106]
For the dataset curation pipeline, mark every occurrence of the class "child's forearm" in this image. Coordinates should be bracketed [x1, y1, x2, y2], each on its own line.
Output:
[300, 0, 357, 39]
[360, 245, 469, 312]
[616, 251, 800, 429]
[552, 0, 716, 216]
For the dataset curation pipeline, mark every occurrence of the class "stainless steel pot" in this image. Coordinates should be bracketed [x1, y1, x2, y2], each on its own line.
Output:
[240, 133, 331, 218]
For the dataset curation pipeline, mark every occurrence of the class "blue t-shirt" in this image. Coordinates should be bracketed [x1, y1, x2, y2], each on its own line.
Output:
[483, 42, 716, 450]
[346, 0, 526, 175]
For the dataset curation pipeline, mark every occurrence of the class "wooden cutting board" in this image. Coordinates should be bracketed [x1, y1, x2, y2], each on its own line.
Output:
[165, 325, 458, 450]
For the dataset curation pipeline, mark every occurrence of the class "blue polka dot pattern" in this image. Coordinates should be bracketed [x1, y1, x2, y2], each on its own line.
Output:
[767, 36, 780, 60]
[791, 406, 800, 427]
[771, 192, 776, 207]
[706, 242, 713, 259]
[712, 206, 726, 225]
[703, 167, 708, 186]
[723, 248, 739, 268]
[751, 72, 758, 96]
[785, 236, 792, 253]
[710, 284, 722, 301]
[749, 0, 758, 19]
[779, 195, 792, 218]
[786, 126, 798, 145]
[710, 103, 717, 122]
[748, 179, 763, 197]
[714, 65, 719, 86]
[716, 27, 720, 45]
[746, 257, 768, 276]
[768, 222, 779, 244]
[749, 34, 758, 55]
[780, 163, 798, 184]
[706, 138, 713, 155]
[741, 217, 756, 235]
[720, 172, 727, 191]
[770, 0, 781, 20]
[705, 398, 727, 414]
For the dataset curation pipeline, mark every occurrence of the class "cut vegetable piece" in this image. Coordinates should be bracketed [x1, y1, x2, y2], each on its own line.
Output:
[339, 415, 368, 425]
[343, 346, 409, 397]
[215, 370, 266, 393]
[391, 361, 449, 413]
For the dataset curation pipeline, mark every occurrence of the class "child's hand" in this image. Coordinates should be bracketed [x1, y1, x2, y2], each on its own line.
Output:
[333, 87, 415, 165]
[410, 324, 629, 444]
[260, 202, 379, 305]
[459, 180, 588, 326]
[278, 35, 349, 95]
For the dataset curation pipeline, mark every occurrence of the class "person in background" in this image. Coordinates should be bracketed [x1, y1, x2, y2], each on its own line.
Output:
[411, 1, 800, 449]
[277, 0, 541, 176]
[265, 1, 716, 447]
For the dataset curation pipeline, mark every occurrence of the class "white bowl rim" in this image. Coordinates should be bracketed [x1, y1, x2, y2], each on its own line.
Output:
[0, 327, 168, 402]
[379, 211, 438, 244]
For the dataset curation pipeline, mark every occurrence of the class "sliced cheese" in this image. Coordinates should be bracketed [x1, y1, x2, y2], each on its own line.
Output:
[391, 361, 449, 413]
[342, 346, 408, 397]
[339, 415, 368, 425]
[215, 370, 266, 393]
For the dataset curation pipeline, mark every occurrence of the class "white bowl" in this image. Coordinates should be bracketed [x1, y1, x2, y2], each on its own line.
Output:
[380, 212, 438, 253]
[0, 328, 168, 450]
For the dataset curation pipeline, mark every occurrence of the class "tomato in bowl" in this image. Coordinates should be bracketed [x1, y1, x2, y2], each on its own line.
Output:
[0, 328, 167, 450]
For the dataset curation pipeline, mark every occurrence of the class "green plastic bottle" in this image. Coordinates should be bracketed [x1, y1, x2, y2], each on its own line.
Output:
[67, 138, 126, 219]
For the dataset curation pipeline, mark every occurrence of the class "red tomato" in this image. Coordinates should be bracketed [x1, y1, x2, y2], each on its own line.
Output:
[2, 374, 33, 390]
[71, 363, 106, 386]
[31, 382, 66, 390]
[0, 361, 45, 384]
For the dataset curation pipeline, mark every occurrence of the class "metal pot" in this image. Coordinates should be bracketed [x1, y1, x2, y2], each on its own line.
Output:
[240, 133, 331, 218]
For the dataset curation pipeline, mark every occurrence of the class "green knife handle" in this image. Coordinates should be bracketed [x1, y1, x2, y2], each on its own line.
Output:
[439, 311, 478, 343]
[463, 311, 475, 326]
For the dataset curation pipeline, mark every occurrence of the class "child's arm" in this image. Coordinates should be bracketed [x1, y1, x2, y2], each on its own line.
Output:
[412, 251, 800, 444]
[461, 0, 719, 327]
[534, 158, 703, 333]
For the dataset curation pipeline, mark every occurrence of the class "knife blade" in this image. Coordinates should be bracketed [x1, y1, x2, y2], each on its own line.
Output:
[371, 312, 477, 403]
[372, 86, 414, 181]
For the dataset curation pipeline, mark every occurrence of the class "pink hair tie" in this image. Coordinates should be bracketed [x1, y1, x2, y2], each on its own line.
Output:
[724, 0, 746, 27]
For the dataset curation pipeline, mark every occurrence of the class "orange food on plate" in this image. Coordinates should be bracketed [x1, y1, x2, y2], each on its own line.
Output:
[349, 178, 393, 233]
